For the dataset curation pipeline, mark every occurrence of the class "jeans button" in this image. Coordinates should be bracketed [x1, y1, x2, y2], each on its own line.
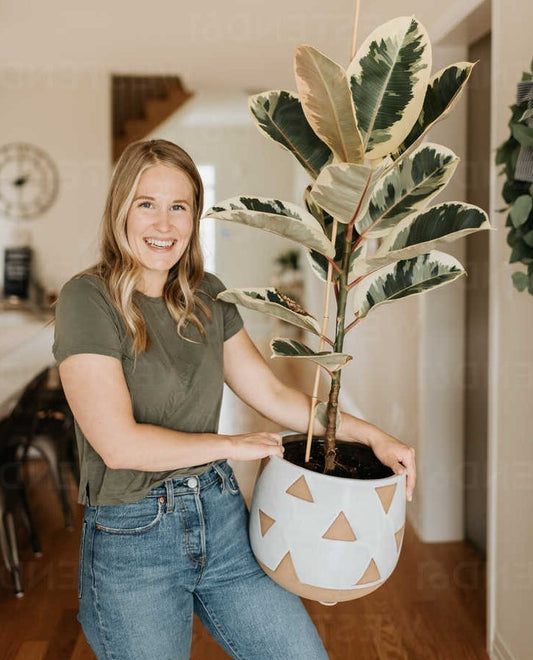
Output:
[187, 477, 198, 489]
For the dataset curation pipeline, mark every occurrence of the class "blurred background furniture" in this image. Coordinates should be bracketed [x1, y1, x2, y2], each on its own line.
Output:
[0, 305, 80, 596]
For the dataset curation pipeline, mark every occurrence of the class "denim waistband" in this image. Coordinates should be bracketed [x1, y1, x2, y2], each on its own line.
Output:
[146, 460, 232, 498]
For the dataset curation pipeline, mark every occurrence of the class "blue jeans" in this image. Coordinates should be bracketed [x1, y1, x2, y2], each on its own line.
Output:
[78, 461, 328, 659]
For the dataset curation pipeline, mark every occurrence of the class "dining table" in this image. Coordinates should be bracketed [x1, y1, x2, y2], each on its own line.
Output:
[0, 300, 55, 419]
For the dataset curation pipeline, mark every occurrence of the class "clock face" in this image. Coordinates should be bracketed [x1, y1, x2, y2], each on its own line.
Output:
[0, 143, 59, 219]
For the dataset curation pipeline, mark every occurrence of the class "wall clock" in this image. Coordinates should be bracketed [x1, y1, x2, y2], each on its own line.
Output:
[0, 143, 59, 219]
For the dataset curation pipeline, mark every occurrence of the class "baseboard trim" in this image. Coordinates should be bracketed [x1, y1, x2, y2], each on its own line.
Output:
[491, 633, 516, 660]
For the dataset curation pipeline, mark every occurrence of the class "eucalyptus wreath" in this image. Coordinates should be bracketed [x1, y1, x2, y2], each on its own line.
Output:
[496, 59, 533, 294]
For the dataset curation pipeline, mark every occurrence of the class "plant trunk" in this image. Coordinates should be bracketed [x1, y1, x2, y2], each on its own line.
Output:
[324, 224, 353, 473]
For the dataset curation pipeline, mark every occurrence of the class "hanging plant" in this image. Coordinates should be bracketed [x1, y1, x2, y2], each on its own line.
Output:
[496, 58, 533, 294]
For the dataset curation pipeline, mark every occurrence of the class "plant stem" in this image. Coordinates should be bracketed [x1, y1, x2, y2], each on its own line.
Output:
[305, 219, 338, 463]
[322, 0, 361, 473]
[324, 223, 353, 472]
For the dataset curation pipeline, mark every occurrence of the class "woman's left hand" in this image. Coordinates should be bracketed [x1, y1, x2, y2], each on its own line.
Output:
[369, 433, 416, 502]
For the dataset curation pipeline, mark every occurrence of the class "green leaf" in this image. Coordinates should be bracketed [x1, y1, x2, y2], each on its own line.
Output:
[523, 230, 533, 248]
[352, 251, 465, 320]
[519, 108, 533, 122]
[511, 122, 533, 147]
[512, 271, 529, 291]
[205, 196, 335, 258]
[249, 90, 332, 178]
[217, 288, 321, 335]
[510, 195, 533, 228]
[348, 16, 432, 159]
[356, 143, 459, 237]
[495, 137, 518, 166]
[372, 202, 491, 263]
[510, 240, 533, 263]
[294, 45, 364, 163]
[309, 159, 390, 224]
[303, 191, 347, 281]
[394, 62, 474, 157]
[270, 338, 352, 372]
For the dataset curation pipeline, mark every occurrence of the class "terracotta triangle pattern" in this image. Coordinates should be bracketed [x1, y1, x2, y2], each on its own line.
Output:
[259, 509, 276, 537]
[261, 551, 383, 602]
[285, 475, 314, 502]
[356, 558, 381, 585]
[394, 525, 405, 552]
[374, 483, 397, 514]
[322, 511, 357, 541]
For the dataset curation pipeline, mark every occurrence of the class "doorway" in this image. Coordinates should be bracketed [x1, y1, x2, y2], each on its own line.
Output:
[464, 32, 491, 557]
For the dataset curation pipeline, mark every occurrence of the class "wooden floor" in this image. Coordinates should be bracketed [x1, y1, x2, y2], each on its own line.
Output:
[0, 461, 489, 660]
[0, 352, 489, 659]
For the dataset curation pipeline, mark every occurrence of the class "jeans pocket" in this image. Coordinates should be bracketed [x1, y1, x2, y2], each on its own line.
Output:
[95, 498, 164, 535]
[78, 520, 87, 599]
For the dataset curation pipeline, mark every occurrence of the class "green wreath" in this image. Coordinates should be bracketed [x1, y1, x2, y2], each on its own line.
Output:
[496, 58, 533, 294]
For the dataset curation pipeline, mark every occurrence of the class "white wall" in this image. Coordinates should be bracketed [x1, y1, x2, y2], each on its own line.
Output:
[0, 1, 444, 90]
[416, 43, 469, 542]
[147, 92, 296, 340]
[488, 2, 533, 657]
[0, 66, 110, 294]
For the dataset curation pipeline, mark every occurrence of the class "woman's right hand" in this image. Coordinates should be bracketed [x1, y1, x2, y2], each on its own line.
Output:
[228, 432, 284, 462]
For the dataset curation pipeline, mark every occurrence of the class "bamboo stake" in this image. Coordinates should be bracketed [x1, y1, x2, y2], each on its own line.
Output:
[350, 0, 361, 62]
[304, 0, 361, 464]
[305, 219, 338, 462]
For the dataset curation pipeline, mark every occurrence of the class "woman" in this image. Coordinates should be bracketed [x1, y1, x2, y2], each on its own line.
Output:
[54, 139, 416, 660]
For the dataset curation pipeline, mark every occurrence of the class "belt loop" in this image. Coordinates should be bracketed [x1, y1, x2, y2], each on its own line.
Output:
[212, 462, 226, 493]
[164, 479, 174, 513]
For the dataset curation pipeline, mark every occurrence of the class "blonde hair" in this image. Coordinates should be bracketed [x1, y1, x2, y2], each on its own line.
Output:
[84, 139, 210, 353]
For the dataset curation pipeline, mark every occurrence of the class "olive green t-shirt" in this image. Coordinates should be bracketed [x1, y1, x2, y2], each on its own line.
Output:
[53, 272, 243, 506]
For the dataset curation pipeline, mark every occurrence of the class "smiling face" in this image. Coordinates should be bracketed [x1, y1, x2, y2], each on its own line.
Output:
[126, 163, 195, 296]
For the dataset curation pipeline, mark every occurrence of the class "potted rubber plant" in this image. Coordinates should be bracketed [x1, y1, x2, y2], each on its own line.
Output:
[206, 15, 490, 603]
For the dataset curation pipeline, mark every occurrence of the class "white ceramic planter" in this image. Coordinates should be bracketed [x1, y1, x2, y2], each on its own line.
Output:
[249, 438, 406, 604]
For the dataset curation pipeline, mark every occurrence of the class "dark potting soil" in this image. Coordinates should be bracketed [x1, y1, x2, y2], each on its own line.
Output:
[282, 435, 394, 480]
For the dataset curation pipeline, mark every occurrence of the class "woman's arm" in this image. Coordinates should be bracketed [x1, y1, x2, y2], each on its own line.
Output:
[59, 353, 283, 471]
[223, 328, 416, 500]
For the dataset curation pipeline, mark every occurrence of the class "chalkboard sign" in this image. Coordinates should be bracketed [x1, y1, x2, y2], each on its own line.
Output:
[4, 247, 32, 299]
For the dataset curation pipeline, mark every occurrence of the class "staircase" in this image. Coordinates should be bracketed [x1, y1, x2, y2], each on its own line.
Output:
[112, 75, 193, 161]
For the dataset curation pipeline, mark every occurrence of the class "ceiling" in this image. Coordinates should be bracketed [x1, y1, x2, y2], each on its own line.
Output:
[1, 0, 444, 91]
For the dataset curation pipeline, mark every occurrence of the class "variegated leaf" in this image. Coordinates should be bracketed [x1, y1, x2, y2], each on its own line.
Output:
[372, 202, 491, 263]
[294, 45, 364, 163]
[352, 250, 465, 319]
[205, 196, 334, 258]
[249, 90, 332, 178]
[347, 241, 369, 280]
[271, 338, 352, 372]
[303, 185, 332, 231]
[394, 62, 475, 157]
[310, 159, 390, 224]
[306, 218, 368, 283]
[355, 143, 459, 237]
[217, 288, 321, 335]
[348, 16, 432, 159]
[306, 218, 345, 282]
